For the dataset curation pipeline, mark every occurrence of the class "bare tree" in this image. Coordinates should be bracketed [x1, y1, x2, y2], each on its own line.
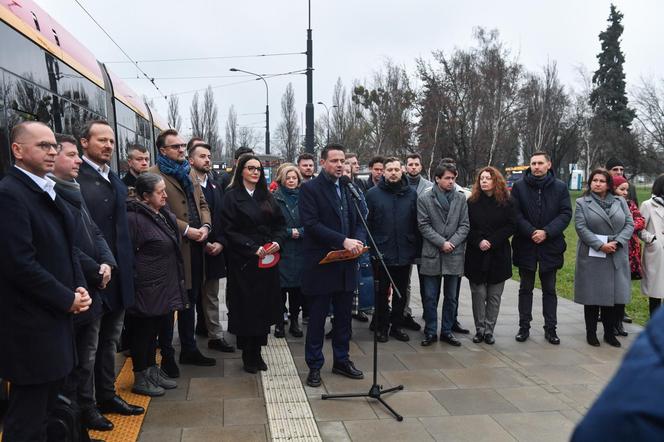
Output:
[201, 86, 221, 158]
[275, 83, 300, 162]
[190, 91, 202, 137]
[633, 78, 664, 149]
[167, 95, 182, 132]
[224, 105, 239, 158]
[238, 127, 259, 149]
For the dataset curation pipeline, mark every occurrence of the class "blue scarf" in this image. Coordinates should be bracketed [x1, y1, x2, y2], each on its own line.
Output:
[157, 154, 192, 194]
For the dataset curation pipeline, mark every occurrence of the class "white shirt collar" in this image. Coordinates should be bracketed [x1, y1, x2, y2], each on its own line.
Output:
[246, 188, 255, 197]
[82, 155, 110, 182]
[197, 173, 208, 188]
[14, 165, 56, 200]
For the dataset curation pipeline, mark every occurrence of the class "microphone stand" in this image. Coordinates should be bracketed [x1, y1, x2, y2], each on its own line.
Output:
[321, 180, 404, 422]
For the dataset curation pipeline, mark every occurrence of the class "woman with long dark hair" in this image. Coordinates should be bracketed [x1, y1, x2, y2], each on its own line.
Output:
[221, 154, 287, 373]
[574, 169, 633, 347]
[464, 167, 516, 345]
[639, 174, 664, 318]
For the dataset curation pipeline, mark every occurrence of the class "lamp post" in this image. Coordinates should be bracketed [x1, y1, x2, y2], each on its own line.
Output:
[230, 68, 270, 155]
[316, 101, 337, 145]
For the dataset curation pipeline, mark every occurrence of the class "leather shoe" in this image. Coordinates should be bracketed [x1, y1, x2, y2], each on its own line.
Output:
[604, 334, 621, 347]
[82, 408, 114, 431]
[160, 354, 180, 378]
[544, 330, 560, 345]
[622, 313, 632, 324]
[376, 330, 388, 343]
[472, 332, 484, 343]
[389, 327, 410, 342]
[274, 322, 286, 338]
[208, 338, 235, 353]
[440, 333, 461, 347]
[289, 319, 304, 337]
[352, 311, 369, 322]
[587, 332, 600, 347]
[421, 334, 438, 346]
[332, 360, 364, 379]
[306, 369, 322, 387]
[452, 322, 469, 334]
[257, 354, 268, 371]
[402, 314, 422, 331]
[98, 395, 144, 416]
[483, 334, 495, 345]
[179, 349, 216, 366]
[614, 322, 628, 337]
[515, 328, 530, 342]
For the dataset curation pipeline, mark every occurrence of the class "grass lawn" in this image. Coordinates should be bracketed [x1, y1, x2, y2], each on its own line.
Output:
[512, 185, 653, 326]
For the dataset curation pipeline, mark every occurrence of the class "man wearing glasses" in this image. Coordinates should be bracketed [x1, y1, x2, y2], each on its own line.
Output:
[149, 129, 216, 374]
[0, 121, 91, 440]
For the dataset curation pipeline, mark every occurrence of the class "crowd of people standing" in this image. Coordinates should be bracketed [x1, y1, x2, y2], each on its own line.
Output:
[2, 118, 662, 441]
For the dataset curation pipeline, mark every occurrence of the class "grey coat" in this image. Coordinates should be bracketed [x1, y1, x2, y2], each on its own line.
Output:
[573, 195, 634, 306]
[417, 187, 470, 276]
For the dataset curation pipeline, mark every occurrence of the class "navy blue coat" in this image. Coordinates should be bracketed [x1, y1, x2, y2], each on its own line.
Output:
[365, 176, 420, 266]
[572, 307, 664, 441]
[201, 175, 227, 280]
[511, 169, 572, 272]
[274, 186, 304, 288]
[77, 161, 135, 311]
[299, 173, 367, 296]
[0, 167, 85, 385]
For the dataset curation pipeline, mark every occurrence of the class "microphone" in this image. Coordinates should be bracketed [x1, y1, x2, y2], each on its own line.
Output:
[340, 175, 362, 200]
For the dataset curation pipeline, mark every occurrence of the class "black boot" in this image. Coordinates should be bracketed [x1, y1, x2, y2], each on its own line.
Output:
[242, 343, 258, 373]
[274, 322, 285, 338]
[289, 317, 303, 337]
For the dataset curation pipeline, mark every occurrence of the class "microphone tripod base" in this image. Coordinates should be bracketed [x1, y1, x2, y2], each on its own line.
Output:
[321, 383, 404, 421]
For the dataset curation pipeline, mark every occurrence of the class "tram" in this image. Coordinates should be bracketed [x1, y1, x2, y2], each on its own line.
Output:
[0, 0, 168, 177]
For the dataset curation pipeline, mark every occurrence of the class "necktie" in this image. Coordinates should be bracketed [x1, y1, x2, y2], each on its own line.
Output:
[335, 182, 341, 200]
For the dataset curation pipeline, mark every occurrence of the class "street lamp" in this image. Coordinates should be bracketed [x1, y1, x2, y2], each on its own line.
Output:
[316, 101, 337, 145]
[230, 68, 270, 155]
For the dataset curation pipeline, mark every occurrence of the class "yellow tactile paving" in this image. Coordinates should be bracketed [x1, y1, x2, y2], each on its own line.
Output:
[88, 357, 149, 442]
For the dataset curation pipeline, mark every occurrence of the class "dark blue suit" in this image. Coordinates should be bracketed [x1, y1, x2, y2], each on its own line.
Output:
[573, 307, 664, 441]
[0, 167, 84, 440]
[299, 173, 366, 369]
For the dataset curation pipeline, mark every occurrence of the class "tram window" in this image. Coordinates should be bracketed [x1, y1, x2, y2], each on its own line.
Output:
[114, 100, 136, 132]
[61, 100, 103, 139]
[116, 125, 137, 176]
[4, 73, 55, 127]
[0, 22, 51, 90]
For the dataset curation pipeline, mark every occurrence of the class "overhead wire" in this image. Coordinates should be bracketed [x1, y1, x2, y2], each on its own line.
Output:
[106, 51, 305, 64]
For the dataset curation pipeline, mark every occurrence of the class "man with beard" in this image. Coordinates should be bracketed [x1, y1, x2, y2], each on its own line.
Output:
[297, 152, 316, 182]
[365, 157, 420, 342]
[149, 129, 216, 373]
[77, 120, 144, 419]
[188, 142, 235, 353]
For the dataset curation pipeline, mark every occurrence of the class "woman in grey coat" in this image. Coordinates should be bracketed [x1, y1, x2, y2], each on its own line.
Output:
[574, 169, 633, 347]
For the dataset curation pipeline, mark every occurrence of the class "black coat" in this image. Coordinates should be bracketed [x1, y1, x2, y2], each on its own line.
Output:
[126, 200, 187, 317]
[77, 161, 135, 311]
[201, 175, 227, 280]
[221, 187, 287, 336]
[365, 176, 420, 266]
[464, 192, 516, 284]
[54, 180, 117, 326]
[299, 173, 367, 296]
[274, 186, 304, 288]
[511, 169, 572, 272]
[0, 168, 84, 385]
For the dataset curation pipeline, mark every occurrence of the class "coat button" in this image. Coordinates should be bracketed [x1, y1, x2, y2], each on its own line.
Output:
[181, 200, 185, 204]
[104, 198, 109, 202]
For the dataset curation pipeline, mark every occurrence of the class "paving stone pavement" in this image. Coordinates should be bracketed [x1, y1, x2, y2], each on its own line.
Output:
[138, 272, 642, 442]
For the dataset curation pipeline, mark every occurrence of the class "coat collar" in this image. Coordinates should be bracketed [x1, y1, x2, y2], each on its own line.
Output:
[583, 194, 619, 228]
[315, 173, 342, 220]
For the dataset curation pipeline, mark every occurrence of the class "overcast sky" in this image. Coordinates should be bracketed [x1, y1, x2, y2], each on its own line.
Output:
[37, 0, 664, 151]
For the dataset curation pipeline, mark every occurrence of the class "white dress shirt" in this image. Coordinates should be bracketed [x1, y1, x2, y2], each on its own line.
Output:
[82, 155, 110, 182]
[14, 165, 56, 200]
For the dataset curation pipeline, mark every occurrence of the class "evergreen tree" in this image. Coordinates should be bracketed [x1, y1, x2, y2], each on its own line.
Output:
[590, 4, 636, 132]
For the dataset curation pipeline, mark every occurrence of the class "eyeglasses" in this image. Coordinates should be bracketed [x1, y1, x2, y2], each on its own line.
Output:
[19, 142, 61, 153]
[244, 165, 263, 173]
[164, 143, 187, 150]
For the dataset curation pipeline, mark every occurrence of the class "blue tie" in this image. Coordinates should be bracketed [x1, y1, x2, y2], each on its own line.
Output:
[335, 182, 341, 200]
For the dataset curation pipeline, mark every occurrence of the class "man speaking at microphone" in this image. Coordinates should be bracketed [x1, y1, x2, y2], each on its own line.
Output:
[299, 143, 366, 387]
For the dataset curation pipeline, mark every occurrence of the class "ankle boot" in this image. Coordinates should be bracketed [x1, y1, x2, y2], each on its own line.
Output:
[274, 322, 285, 338]
[148, 365, 177, 389]
[242, 347, 258, 373]
[256, 347, 267, 371]
[586, 331, 600, 347]
[132, 369, 165, 397]
[604, 333, 622, 347]
[289, 317, 303, 337]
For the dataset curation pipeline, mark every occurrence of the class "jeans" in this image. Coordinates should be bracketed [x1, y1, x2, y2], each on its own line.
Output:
[94, 308, 125, 402]
[518, 268, 558, 331]
[421, 274, 460, 336]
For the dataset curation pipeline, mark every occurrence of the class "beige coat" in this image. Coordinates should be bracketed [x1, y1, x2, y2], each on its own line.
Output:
[147, 165, 211, 290]
[640, 198, 664, 298]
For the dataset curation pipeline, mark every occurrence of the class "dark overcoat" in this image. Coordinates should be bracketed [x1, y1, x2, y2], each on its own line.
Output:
[126, 200, 187, 316]
[0, 167, 84, 385]
[201, 175, 227, 280]
[299, 173, 367, 296]
[365, 176, 420, 267]
[77, 161, 135, 311]
[511, 169, 572, 272]
[273, 186, 304, 288]
[55, 180, 117, 325]
[464, 193, 516, 284]
[221, 187, 287, 336]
